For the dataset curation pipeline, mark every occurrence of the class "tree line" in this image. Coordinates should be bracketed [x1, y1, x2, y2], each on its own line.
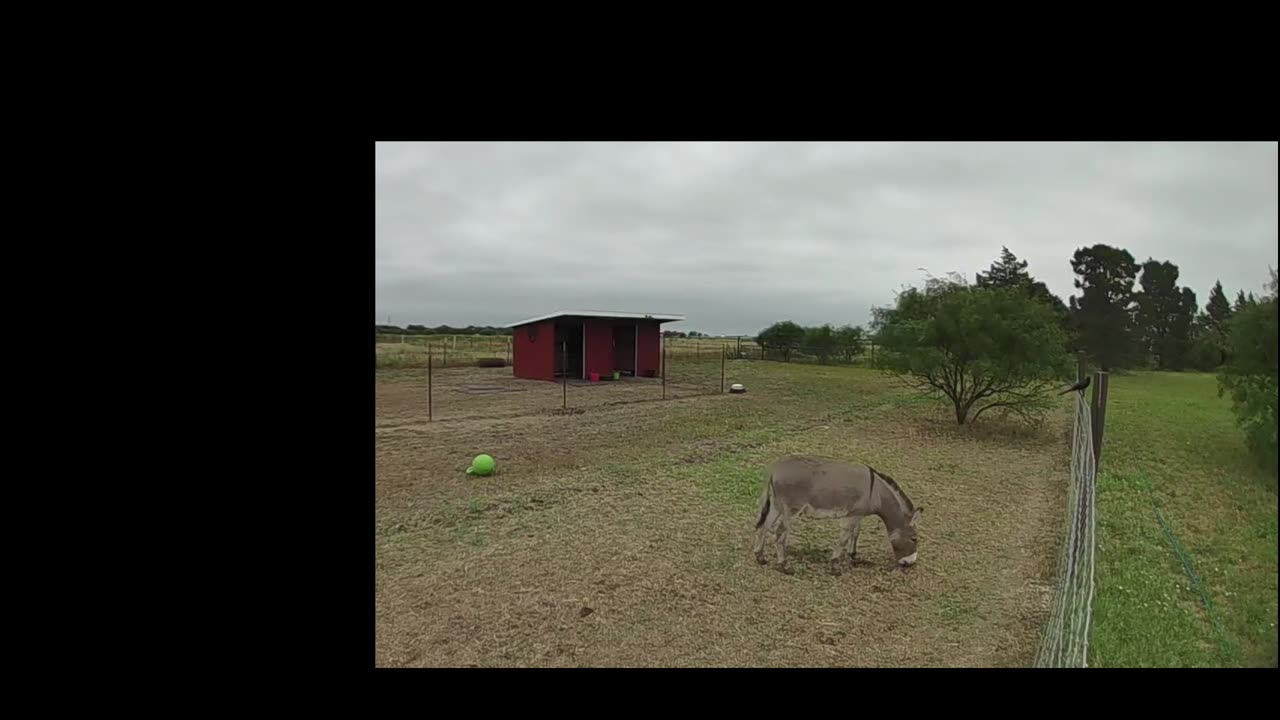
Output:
[754, 322, 867, 364]
[375, 324, 512, 337]
[753, 245, 1277, 474]
[757, 245, 1263, 374]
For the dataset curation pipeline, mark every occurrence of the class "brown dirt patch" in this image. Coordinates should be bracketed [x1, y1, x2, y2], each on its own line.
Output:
[376, 361, 1070, 666]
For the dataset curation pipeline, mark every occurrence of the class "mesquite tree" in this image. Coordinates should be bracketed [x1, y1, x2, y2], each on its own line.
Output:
[873, 276, 1071, 425]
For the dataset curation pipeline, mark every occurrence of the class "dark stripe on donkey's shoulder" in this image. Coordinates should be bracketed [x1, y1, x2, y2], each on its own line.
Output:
[867, 466, 914, 512]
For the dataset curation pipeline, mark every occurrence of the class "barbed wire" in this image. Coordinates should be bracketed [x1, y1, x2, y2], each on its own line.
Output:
[1035, 391, 1098, 667]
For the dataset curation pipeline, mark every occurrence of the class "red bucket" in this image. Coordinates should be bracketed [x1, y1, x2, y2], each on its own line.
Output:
[589, 372, 600, 382]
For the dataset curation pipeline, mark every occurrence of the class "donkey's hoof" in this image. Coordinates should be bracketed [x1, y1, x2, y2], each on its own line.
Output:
[778, 564, 794, 576]
[829, 561, 844, 576]
[755, 553, 768, 566]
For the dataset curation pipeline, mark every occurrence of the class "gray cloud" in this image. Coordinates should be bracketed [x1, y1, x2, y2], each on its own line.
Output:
[376, 142, 1278, 334]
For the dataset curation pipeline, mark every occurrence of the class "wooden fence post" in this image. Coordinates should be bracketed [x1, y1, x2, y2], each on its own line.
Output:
[1090, 371, 1109, 466]
[662, 346, 668, 400]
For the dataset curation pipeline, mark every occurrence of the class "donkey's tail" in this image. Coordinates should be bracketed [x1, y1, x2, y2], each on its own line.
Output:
[755, 474, 773, 528]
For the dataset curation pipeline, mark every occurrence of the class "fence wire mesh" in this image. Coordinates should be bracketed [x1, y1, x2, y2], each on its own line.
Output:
[1035, 391, 1098, 668]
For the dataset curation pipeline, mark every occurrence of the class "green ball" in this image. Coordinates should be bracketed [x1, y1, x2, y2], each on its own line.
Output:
[468, 454, 495, 476]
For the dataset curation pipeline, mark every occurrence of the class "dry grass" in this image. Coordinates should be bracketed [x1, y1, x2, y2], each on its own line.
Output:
[376, 361, 1073, 666]
[376, 337, 513, 369]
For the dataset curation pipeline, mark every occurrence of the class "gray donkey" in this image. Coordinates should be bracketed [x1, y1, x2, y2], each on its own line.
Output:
[753, 455, 923, 574]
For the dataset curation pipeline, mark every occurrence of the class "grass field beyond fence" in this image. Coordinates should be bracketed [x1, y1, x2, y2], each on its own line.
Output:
[1089, 372, 1278, 667]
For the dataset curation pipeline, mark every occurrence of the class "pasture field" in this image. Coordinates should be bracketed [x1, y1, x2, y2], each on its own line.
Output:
[375, 357, 1278, 667]
[1089, 372, 1278, 667]
[376, 359, 1072, 666]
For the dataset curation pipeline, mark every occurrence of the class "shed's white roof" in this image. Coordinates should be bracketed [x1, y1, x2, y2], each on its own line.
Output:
[506, 310, 686, 328]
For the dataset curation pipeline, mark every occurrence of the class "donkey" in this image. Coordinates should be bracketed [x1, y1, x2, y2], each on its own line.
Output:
[753, 455, 923, 575]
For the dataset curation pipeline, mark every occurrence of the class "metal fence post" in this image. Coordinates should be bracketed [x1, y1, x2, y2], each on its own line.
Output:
[720, 347, 726, 393]
[1090, 371, 1109, 466]
[428, 353, 433, 422]
[562, 341, 568, 410]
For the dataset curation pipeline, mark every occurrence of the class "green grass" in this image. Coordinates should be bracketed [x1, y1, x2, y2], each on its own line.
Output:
[1090, 372, 1278, 667]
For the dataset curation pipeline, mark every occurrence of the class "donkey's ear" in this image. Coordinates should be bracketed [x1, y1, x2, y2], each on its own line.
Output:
[909, 508, 922, 526]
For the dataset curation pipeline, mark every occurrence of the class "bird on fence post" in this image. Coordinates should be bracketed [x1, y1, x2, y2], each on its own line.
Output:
[1059, 376, 1091, 395]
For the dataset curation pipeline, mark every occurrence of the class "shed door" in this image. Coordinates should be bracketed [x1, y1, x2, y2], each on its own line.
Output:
[613, 324, 636, 375]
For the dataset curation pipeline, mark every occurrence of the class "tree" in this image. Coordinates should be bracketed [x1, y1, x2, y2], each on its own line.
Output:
[1205, 281, 1233, 335]
[756, 321, 806, 361]
[978, 247, 1071, 341]
[803, 324, 838, 364]
[1070, 244, 1140, 370]
[1185, 324, 1224, 372]
[834, 325, 865, 363]
[1233, 290, 1259, 314]
[1217, 269, 1278, 475]
[976, 247, 1030, 288]
[1196, 280, 1234, 367]
[1028, 279, 1072, 334]
[1134, 258, 1199, 370]
[872, 277, 1071, 425]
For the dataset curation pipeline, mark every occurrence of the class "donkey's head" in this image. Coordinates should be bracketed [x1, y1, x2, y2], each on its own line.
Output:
[887, 507, 923, 566]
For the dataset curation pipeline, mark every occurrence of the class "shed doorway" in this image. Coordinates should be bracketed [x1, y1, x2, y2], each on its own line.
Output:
[554, 323, 584, 379]
[613, 324, 637, 376]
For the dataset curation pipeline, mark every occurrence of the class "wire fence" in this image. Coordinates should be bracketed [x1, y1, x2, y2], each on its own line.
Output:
[375, 334, 514, 369]
[382, 343, 735, 424]
[1035, 390, 1099, 667]
[374, 333, 887, 370]
[664, 337, 882, 366]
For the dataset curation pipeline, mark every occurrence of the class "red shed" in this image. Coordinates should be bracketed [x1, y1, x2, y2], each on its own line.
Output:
[506, 310, 685, 382]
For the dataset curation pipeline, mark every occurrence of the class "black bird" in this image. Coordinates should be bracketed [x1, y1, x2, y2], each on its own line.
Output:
[1058, 376, 1091, 395]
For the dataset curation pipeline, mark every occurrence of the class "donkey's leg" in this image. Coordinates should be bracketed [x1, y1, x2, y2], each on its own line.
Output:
[830, 521, 854, 576]
[844, 515, 865, 562]
[775, 510, 793, 574]
[753, 506, 780, 565]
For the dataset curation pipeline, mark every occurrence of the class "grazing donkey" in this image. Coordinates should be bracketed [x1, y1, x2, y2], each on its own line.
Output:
[753, 455, 923, 575]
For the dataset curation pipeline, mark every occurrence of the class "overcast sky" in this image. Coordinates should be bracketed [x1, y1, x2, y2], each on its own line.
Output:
[376, 142, 1278, 335]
